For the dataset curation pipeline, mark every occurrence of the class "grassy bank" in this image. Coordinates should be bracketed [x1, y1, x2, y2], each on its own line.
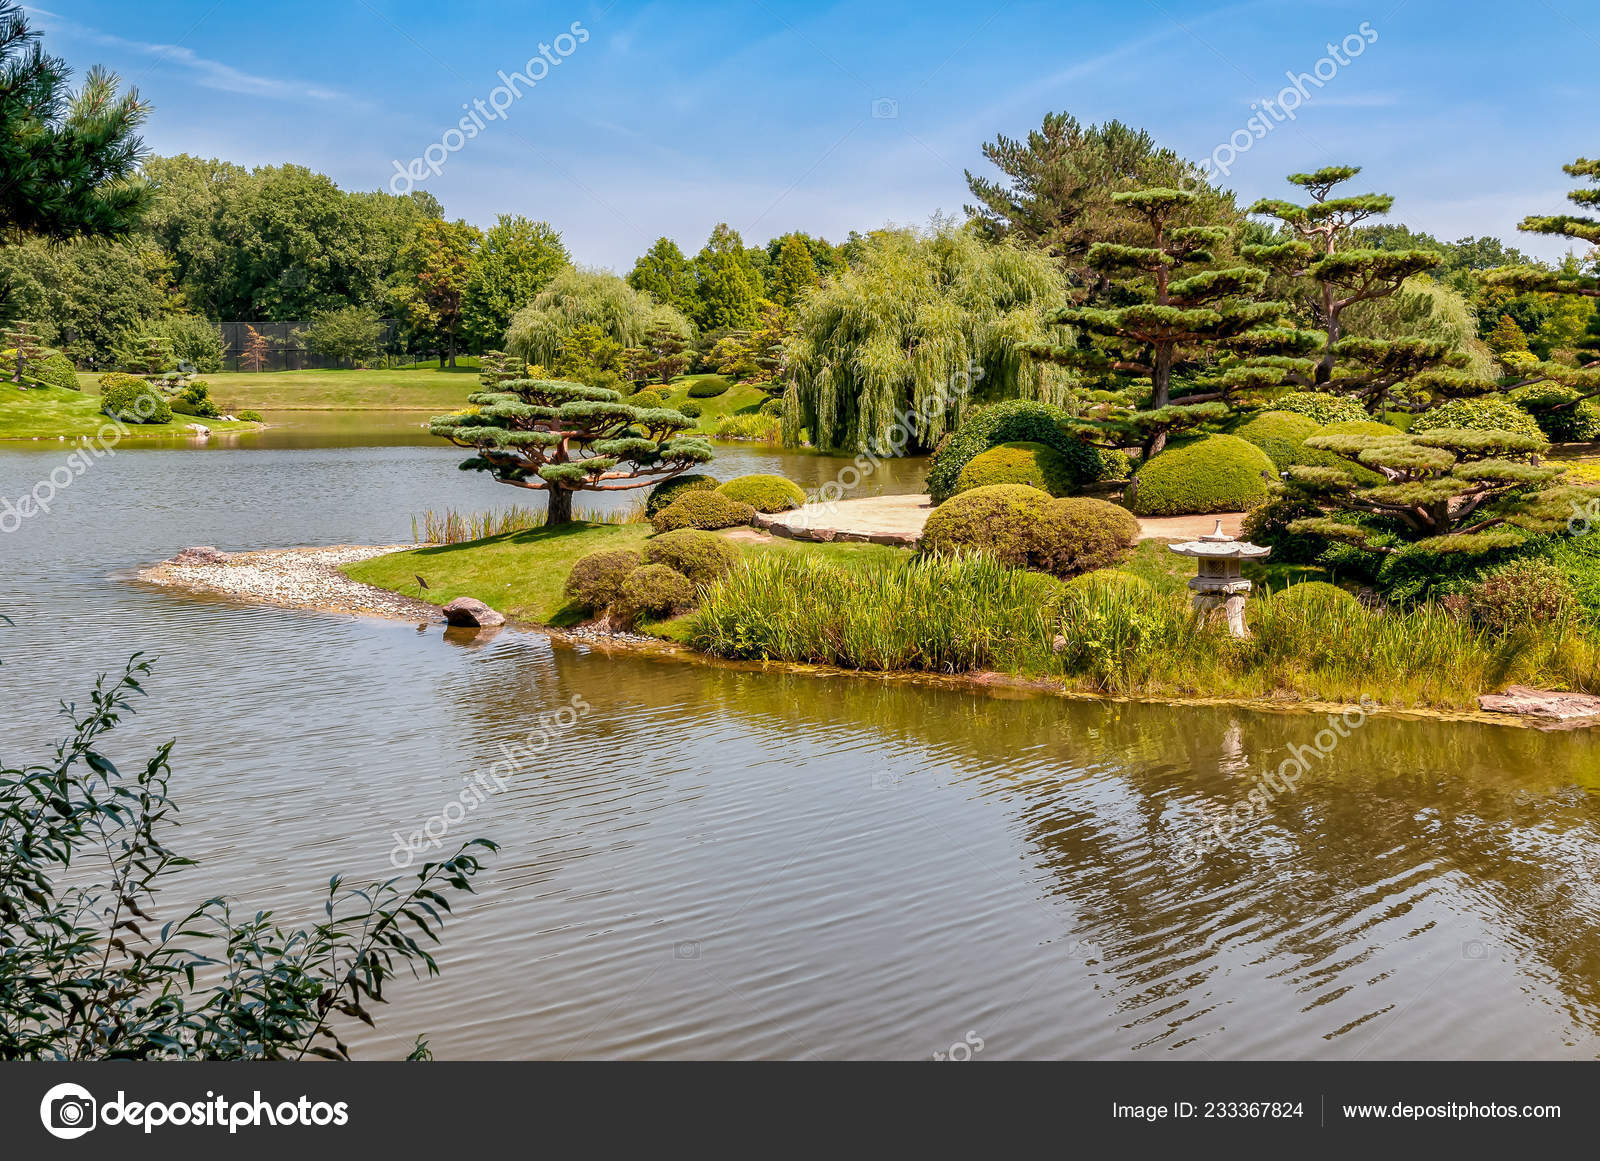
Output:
[0, 385, 264, 440]
[342, 521, 893, 629]
[110, 367, 486, 412]
[344, 520, 1600, 713]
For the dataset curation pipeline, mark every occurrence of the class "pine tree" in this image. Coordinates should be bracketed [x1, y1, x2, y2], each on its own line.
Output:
[1484, 314, 1532, 364]
[768, 235, 819, 308]
[691, 224, 762, 331]
[240, 326, 271, 373]
[478, 350, 526, 388]
[430, 379, 713, 526]
[626, 237, 696, 316]
[3, 319, 46, 386]
[1026, 187, 1310, 457]
[1246, 166, 1459, 410]
[643, 323, 691, 385]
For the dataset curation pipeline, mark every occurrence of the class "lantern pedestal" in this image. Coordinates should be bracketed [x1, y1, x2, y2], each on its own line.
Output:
[1167, 520, 1271, 639]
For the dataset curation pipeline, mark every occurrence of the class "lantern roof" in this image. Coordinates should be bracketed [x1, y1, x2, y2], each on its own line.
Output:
[1167, 519, 1271, 560]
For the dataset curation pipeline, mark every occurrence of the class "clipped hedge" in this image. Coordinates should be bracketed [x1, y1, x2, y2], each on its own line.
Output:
[953, 441, 1075, 496]
[716, 473, 807, 513]
[1411, 395, 1542, 439]
[651, 490, 756, 532]
[238, 410, 264, 423]
[918, 484, 1139, 579]
[1272, 391, 1368, 425]
[98, 373, 172, 425]
[33, 352, 79, 391]
[645, 473, 719, 517]
[1508, 383, 1600, 443]
[1234, 410, 1321, 471]
[1129, 434, 1273, 516]
[926, 399, 1111, 504]
[687, 377, 732, 398]
[564, 549, 643, 612]
[642, 529, 741, 585]
[616, 563, 697, 622]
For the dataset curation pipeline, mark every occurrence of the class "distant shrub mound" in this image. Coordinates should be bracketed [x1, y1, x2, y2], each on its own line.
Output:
[1129, 434, 1273, 516]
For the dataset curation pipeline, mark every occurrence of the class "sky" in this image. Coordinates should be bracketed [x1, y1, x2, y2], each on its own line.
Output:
[28, 0, 1600, 270]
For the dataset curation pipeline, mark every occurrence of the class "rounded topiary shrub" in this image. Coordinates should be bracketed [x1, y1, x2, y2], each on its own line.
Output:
[1129, 434, 1274, 516]
[953, 441, 1075, 497]
[678, 400, 703, 418]
[1268, 581, 1358, 612]
[628, 389, 666, 409]
[1030, 497, 1141, 578]
[688, 378, 732, 398]
[34, 352, 79, 391]
[1272, 391, 1368, 425]
[645, 474, 719, 518]
[98, 373, 172, 425]
[564, 549, 642, 613]
[239, 410, 264, 423]
[926, 399, 1111, 503]
[716, 473, 807, 513]
[642, 529, 741, 585]
[1411, 395, 1542, 439]
[616, 564, 697, 623]
[172, 380, 221, 418]
[651, 490, 756, 532]
[918, 484, 1050, 568]
[758, 397, 783, 417]
[1508, 383, 1600, 443]
[1235, 410, 1322, 471]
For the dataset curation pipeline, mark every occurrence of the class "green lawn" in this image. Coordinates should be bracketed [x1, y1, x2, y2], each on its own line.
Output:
[342, 521, 897, 629]
[88, 367, 488, 412]
[0, 384, 263, 440]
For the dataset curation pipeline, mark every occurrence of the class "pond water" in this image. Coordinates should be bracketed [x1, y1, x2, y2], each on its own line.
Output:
[5, 411, 1600, 1059]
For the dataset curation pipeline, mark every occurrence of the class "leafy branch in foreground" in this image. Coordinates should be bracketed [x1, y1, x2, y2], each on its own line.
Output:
[0, 655, 494, 1060]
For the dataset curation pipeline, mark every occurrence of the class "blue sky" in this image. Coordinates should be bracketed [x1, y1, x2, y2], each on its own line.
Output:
[30, 1, 1600, 269]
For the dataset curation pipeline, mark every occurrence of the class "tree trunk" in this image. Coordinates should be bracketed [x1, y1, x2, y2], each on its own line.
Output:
[447, 335, 457, 369]
[1315, 284, 1338, 385]
[546, 488, 574, 527]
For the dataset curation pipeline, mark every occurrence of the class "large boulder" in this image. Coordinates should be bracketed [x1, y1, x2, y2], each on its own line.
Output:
[441, 596, 505, 627]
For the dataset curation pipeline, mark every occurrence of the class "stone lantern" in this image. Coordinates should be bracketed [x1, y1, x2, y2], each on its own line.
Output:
[1167, 520, 1271, 638]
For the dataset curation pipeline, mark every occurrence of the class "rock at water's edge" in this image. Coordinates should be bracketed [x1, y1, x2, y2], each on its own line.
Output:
[170, 545, 231, 565]
[1478, 684, 1600, 722]
[441, 596, 505, 628]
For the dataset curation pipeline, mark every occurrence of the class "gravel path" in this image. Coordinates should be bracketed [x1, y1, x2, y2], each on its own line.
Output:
[137, 544, 441, 622]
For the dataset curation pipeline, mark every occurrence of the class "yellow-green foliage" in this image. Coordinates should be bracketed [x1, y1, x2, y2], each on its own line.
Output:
[1130, 434, 1274, 515]
[641, 529, 741, 585]
[651, 490, 756, 532]
[919, 485, 1139, 578]
[716, 473, 807, 513]
[646, 474, 719, 517]
[1234, 411, 1321, 471]
[616, 563, 697, 623]
[953, 441, 1075, 496]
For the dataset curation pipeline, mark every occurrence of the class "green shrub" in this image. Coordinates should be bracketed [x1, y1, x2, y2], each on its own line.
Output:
[1273, 391, 1368, 425]
[642, 529, 741, 585]
[628, 389, 666, 409]
[1235, 410, 1321, 470]
[919, 486, 1137, 579]
[678, 400, 703, 418]
[926, 399, 1112, 503]
[616, 563, 697, 622]
[758, 397, 783, 417]
[1508, 383, 1600, 442]
[1096, 448, 1138, 481]
[563, 549, 643, 613]
[711, 413, 781, 442]
[716, 473, 807, 513]
[651, 490, 756, 532]
[688, 377, 732, 398]
[953, 441, 1075, 496]
[1240, 491, 1330, 564]
[645, 474, 719, 517]
[32, 352, 79, 391]
[116, 314, 224, 372]
[238, 410, 264, 423]
[98, 373, 172, 425]
[1292, 418, 1392, 484]
[1268, 581, 1358, 612]
[1412, 395, 1542, 439]
[1462, 558, 1578, 630]
[1129, 434, 1274, 516]
[919, 484, 1050, 568]
[1030, 497, 1141, 578]
[171, 380, 221, 418]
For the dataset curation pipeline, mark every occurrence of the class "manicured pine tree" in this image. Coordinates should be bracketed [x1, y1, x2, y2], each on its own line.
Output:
[478, 350, 526, 388]
[4, 320, 47, 386]
[1247, 166, 1465, 411]
[643, 323, 691, 385]
[1025, 187, 1310, 458]
[430, 379, 714, 526]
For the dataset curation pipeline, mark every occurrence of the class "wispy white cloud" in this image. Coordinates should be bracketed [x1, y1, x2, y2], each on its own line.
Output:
[25, 8, 346, 102]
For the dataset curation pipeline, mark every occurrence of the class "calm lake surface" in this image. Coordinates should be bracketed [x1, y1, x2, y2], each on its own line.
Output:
[5, 411, 1600, 1059]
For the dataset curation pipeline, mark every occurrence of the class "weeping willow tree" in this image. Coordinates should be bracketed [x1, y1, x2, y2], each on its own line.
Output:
[783, 222, 1077, 454]
[505, 267, 692, 367]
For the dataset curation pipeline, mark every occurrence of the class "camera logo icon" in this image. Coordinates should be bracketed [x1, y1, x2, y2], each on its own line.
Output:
[40, 1082, 97, 1140]
[871, 97, 898, 119]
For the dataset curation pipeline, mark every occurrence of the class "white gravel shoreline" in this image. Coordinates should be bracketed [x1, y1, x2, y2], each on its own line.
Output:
[136, 544, 442, 622]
